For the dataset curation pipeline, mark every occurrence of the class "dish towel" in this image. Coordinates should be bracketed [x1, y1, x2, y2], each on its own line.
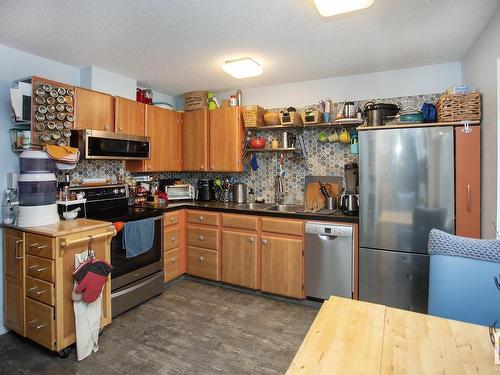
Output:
[73, 251, 102, 361]
[122, 217, 155, 258]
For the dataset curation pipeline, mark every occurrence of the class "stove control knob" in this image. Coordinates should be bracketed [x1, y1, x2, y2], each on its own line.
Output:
[113, 189, 119, 194]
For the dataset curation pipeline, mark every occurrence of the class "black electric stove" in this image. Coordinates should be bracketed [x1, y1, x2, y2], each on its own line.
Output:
[69, 184, 164, 317]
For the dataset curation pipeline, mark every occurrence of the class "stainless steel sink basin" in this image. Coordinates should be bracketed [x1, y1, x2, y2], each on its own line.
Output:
[236, 203, 273, 210]
[266, 204, 304, 212]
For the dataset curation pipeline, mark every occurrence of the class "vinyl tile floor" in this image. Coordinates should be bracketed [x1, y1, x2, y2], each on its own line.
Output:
[0, 279, 318, 375]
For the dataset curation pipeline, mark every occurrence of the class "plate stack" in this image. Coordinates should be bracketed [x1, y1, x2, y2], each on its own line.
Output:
[17, 150, 60, 227]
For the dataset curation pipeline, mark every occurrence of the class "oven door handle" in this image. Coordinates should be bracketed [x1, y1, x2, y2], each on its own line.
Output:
[111, 273, 162, 298]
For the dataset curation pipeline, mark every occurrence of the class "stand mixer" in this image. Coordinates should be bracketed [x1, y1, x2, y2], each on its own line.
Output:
[339, 162, 359, 216]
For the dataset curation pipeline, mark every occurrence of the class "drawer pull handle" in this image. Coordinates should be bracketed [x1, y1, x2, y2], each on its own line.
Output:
[262, 239, 268, 245]
[171, 236, 176, 242]
[170, 217, 175, 222]
[249, 237, 254, 243]
[199, 235, 204, 241]
[171, 258, 176, 263]
[199, 256, 204, 262]
[29, 265, 48, 273]
[28, 320, 47, 330]
[29, 243, 48, 250]
[28, 287, 47, 296]
[15, 239, 23, 260]
[199, 216, 204, 221]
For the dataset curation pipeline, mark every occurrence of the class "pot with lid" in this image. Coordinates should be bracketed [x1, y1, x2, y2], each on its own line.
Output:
[363, 102, 399, 126]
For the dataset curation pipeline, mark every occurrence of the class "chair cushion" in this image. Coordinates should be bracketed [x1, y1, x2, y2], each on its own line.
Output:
[428, 229, 500, 263]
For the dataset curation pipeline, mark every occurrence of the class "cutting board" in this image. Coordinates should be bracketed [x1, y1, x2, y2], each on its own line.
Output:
[305, 182, 340, 212]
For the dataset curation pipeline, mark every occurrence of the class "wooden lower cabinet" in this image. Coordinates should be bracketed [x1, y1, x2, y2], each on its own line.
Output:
[261, 235, 304, 299]
[164, 248, 181, 282]
[4, 281, 24, 335]
[187, 246, 218, 281]
[221, 230, 257, 289]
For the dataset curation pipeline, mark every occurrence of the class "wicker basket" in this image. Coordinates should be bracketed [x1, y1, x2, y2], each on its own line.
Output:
[242, 105, 265, 127]
[436, 92, 481, 122]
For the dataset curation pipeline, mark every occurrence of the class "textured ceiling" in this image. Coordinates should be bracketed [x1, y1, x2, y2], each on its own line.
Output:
[0, 0, 498, 95]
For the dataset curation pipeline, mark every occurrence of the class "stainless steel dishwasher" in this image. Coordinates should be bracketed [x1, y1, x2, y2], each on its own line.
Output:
[305, 222, 354, 300]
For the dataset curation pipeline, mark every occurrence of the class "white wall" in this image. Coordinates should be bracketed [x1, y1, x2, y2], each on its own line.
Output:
[462, 7, 500, 239]
[80, 66, 137, 100]
[0, 44, 80, 334]
[217, 62, 462, 108]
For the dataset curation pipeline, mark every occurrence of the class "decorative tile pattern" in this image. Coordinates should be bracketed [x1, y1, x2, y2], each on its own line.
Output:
[63, 93, 441, 203]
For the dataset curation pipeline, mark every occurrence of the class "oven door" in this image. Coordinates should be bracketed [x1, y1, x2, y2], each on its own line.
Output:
[111, 216, 163, 290]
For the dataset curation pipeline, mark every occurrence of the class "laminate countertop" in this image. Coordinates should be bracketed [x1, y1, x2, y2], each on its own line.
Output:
[3, 219, 114, 237]
[136, 200, 359, 223]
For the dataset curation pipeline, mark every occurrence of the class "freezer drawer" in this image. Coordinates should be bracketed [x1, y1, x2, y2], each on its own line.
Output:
[359, 247, 429, 312]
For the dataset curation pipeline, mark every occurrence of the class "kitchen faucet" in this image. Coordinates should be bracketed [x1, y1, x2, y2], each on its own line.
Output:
[274, 175, 285, 204]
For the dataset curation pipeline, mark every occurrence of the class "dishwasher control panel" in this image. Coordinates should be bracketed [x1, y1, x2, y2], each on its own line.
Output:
[305, 223, 353, 237]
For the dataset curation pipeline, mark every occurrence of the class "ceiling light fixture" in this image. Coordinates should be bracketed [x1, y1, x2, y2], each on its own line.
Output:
[222, 57, 263, 79]
[313, 0, 374, 17]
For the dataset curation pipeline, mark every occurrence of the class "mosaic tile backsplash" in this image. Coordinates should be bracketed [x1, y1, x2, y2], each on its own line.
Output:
[62, 92, 442, 204]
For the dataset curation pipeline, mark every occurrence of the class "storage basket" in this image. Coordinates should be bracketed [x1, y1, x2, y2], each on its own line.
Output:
[279, 110, 303, 126]
[242, 105, 265, 127]
[300, 110, 323, 124]
[436, 92, 481, 122]
[183, 91, 208, 112]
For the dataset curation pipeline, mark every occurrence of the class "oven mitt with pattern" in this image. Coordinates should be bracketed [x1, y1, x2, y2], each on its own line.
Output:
[74, 259, 113, 303]
[72, 259, 95, 302]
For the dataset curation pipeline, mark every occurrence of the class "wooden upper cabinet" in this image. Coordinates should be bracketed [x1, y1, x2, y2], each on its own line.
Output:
[183, 110, 209, 171]
[221, 230, 258, 290]
[209, 107, 244, 172]
[115, 96, 145, 136]
[261, 235, 303, 299]
[455, 126, 481, 238]
[74, 87, 114, 132]
[128, 105, 182, 172]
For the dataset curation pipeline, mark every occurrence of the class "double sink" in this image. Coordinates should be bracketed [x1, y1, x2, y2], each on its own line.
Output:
[236, 203, 304, 213]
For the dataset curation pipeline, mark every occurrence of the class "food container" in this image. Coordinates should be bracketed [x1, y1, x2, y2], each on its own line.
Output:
[232, 183, 248, 204]
[18, 173, 57, 206]
[19, 150, 56, 173]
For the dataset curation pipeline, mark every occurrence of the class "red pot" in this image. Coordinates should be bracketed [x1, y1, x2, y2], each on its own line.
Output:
[250, 137, 266, 149]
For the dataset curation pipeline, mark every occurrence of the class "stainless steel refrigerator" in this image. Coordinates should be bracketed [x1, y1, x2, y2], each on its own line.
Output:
[358, 126, 455, 313]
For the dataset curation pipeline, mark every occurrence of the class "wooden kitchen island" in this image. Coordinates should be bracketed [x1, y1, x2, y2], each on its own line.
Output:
[287, 297, 494, 374]
[3, 219, 116, 357]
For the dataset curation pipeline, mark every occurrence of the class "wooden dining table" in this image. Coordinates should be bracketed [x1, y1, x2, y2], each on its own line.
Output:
[287, 297, 496, 374]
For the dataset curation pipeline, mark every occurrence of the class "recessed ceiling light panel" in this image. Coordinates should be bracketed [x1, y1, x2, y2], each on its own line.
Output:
[222, 57, 263, 79]
[313, 0, 374, 17]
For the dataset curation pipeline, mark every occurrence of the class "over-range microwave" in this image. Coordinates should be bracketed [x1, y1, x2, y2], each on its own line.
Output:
[71, 129, 150, 160]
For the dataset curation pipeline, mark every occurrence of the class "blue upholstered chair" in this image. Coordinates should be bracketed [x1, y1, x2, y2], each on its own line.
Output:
[428, 229, 500, 326]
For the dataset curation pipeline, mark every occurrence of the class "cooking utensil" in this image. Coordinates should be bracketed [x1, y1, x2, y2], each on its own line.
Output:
[250, 137, 266, 149]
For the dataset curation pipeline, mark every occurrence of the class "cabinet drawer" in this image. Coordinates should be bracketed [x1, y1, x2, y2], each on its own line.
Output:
[187, 210, 219, 226]
[26, 233, 54, 259]
[221, 213, 258, 231]
[26, 275, 55, 306]
[187, 247, 218, 281]
[164, 227, 180, 251]
[261, 218, 304, 236]
[25, 298, 55, 350]
[163, 211, 180, 226]
[187, 226, 218, 250]
[26, 255, 55, 283]
[164, 248, 180, 282]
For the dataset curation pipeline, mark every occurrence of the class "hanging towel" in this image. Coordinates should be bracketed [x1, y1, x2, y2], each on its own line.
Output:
[122, 217, 155, 258]
[73, 251, 102, 361]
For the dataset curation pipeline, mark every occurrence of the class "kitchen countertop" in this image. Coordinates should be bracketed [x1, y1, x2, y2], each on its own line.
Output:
[136, 200, 359, 223]
[3, 219, 114, 237]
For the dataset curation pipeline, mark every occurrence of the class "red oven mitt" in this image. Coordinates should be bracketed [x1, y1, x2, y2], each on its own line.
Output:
[74, 259, 113, 303]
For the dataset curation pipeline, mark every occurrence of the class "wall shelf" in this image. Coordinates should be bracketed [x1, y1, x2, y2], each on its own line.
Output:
[357, 120, 480, 131]
[246, 119, 363, 131]
[247, 147, 296, 153]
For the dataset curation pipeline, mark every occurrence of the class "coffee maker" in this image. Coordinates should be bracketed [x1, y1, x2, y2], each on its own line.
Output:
[339, 162, 359, 216]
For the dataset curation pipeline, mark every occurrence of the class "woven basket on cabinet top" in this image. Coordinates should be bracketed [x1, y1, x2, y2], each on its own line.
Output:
[242, 105, 265, 127]
[436, 92, 481, 122]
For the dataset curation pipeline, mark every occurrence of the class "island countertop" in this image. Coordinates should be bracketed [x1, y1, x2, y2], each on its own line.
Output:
[3, 218, 114, 237]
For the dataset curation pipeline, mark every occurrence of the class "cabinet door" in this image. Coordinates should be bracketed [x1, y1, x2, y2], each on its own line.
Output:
[209, 107, 244, 172]
[74, 87, 115, 132]
[183, 110, 209, 171]
[4, 229, 24, 285]
[144, 105, 182, 172]
[455, 126, 481, 238]
[4, 281, 24, 335]
[261, 235, 303, 298]
[115, 96, 145, 136]
[221, 230, 257, 289]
